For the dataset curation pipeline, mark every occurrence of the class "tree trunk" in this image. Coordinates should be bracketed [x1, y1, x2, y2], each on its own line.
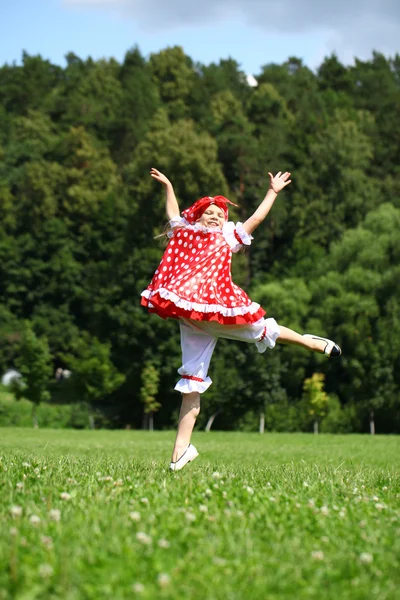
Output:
[32, 404, 39, 429]
[205, 411, 220, 432]
[370, 410, 375, 435]
[259, 412, 265, 434]
[313, 419, 319, 434]
[142, 412, 149, 430]
[148, 412, 154, 431]
[88, 413, 95, 430]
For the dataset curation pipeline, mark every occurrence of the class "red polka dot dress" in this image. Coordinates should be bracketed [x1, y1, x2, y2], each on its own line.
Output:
[141, 218, 266, 325]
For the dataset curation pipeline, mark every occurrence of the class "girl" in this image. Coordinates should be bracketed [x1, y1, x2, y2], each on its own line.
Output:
[141, 168, 341, 471]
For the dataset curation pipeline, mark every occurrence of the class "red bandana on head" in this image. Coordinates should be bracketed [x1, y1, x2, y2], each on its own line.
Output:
[181, 196, 238, 224]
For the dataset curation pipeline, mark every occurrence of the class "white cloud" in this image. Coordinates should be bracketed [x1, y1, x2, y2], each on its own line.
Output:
[63, 0, 400, 65]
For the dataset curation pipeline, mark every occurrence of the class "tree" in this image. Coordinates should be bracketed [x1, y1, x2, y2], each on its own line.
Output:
[11, 322, 53, 428]
[139, 361, 160, 430]
[64, 334, 125, 429]
[303, 373, 329, 434]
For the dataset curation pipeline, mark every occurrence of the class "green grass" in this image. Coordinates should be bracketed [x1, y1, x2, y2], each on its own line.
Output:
[0, 429, 399, 600]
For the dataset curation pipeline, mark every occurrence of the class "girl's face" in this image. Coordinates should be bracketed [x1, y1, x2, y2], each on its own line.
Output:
[197, 204, 225, 229]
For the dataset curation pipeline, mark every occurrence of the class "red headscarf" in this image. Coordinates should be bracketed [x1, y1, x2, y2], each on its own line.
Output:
[181, 196, 238, 224]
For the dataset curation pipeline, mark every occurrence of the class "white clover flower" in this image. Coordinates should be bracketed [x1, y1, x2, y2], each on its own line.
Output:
[16, 482, 24, 490]
[375, 503, 384, 511]
[185, 511, 196, 522]
[372, 496, 379, 502]
[199, 504, 208, 513]
[311, 550, 325, 561]
[307, 499, 315, 508]
[49, 509, 61, 522]
[136, 532, 152, 545]
[113, 479, 123, 487]
[382, 485, 388, 491]
[204, 488, 212, 497]
[41, 535, 53, 548]
[140, 497, 149, 505]
[303, 481, 309, 488]
[39, 564, 54, 578]
[212, 472, 222, 479]
[359, 552, 373, 564]
[245, 486, 254, 495]
[158, 539, 170, 549]
[10, 505, 23, 518]
[22, 462, 31, 468]
[269, 497, 276, 503]
[321, 536, 329, 543]
[320, 506, 329, 516]
[132, 583, 145, 593]
[339, 510, 346, 518]
[222, 491, 227, 498]
[29, 515, 41, 526]
[66, 478, 77, 485]
[213, 557, 227, 566]
[157, 573, 171, 588]
[129, 512, 141, 522]
[9, 527, 18, 536]
[295, 502, 301, 508]
[60, 492, 71, 501]
[267, 482, 272, 487]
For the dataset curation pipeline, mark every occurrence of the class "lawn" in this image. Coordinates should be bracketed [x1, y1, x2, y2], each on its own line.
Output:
[0, 429, 399, 600]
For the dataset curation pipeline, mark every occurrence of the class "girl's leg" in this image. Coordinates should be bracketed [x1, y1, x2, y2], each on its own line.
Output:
[171, 392, 200, 462]
[277, 326, 330, 353]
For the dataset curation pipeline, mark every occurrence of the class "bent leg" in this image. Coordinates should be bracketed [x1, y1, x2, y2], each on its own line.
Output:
[171, 392, 200, 462]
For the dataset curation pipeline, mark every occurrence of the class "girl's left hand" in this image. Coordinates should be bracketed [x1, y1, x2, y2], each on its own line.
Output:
[268, 171, 292, 193]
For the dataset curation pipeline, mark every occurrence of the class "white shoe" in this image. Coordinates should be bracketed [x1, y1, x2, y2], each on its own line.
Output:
[303, 334, 342, 357]
[169, 444, 199, 472]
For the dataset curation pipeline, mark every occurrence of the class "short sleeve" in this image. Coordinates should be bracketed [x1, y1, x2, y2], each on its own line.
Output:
[223, 222, 253, 253]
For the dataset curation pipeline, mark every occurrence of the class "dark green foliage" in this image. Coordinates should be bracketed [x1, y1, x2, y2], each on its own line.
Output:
[1, 48, 399, 432]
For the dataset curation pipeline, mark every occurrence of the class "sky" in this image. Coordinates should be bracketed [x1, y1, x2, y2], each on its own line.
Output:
[1, 0, 399, 75]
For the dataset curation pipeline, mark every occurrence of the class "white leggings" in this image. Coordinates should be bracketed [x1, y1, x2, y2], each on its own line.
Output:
[175, 317, 280, 394]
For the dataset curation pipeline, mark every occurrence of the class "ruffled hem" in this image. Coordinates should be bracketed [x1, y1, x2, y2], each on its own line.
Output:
[174, 376, 212, 394]
[223, 221, 253, 252]
[141, 289, 266, 325]
[255, 318, 281, 353]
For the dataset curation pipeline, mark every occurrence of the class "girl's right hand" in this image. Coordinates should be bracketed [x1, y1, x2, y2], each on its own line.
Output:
[150, 168, 171, 187]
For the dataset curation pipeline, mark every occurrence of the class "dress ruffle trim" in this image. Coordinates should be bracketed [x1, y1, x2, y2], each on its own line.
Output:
[223, 222, 253, 252]
[255, 318, 281, 353]
[174, 376, 212, 394]
[141, 288, 266, 325]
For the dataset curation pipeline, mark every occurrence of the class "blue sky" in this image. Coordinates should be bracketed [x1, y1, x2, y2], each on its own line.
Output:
[1, 0, 399, 74]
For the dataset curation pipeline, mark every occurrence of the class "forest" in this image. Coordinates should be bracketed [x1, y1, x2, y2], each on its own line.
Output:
[0, 46, 399, 433]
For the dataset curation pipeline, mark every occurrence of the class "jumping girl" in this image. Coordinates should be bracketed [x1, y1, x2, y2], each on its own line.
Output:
[141, 168, 341, 471]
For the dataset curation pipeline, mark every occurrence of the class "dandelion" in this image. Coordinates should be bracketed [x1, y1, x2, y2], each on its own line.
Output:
[60, 492, 71, 501]
[39, 564, 54, 578]
[311, 550, 325, 561]
[16, 482, 24, 490]
[359, 552, 373, 564]
[132, 583, 145, 593]
[158, 539, 170, 549]
[136, 532, 152, 545]
[320, 506, 329, 516]
[129, 511, 141, 522]
[10, 505, 23, 518]
[157, 573, 171, 588]
[199, 504, 208, 513]
[49, 509, 61, 522]
[29, 515, 41, 526]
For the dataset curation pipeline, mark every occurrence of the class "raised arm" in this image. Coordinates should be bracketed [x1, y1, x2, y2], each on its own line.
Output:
[242, 171, 291, 235]
[150, 167, 180, 220]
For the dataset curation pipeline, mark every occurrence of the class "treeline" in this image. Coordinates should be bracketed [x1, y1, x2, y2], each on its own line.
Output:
[0, 47, 399, 433]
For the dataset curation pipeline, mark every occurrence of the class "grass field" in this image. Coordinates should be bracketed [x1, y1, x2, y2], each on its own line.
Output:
[0, 429, 399, 600]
